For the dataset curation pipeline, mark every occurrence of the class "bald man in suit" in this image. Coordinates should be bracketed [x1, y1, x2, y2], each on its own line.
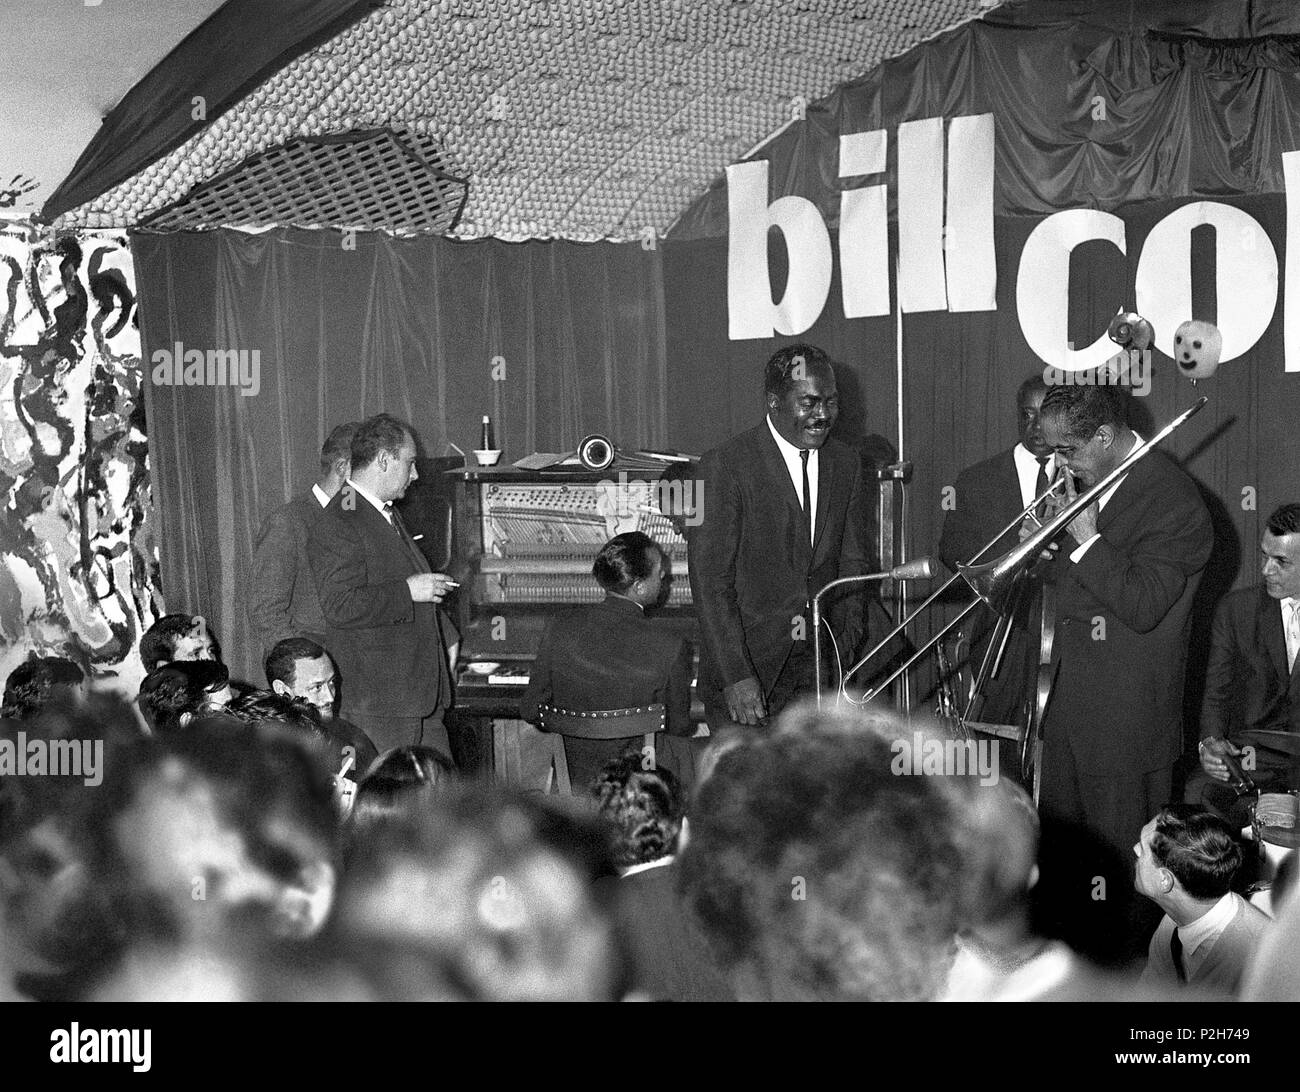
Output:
[309, 413, 457, 757]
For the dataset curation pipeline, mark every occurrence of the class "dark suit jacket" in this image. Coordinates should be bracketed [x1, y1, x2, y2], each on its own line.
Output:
[308, 488, 451, 721]
[1200, 586, 1300, 757]
[1047, 448, 1212, 774]
[596, 862, 734, 1001]
[520, 594, 693, 788]
[937, 448, 1040, 725]
[687, 423, 868, 706]
[250, 491, 328, 656]
[938, 449, 1024, 572]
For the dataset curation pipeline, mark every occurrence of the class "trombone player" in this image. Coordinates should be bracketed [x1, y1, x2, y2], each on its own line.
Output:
[1036, 383, 1211, 953]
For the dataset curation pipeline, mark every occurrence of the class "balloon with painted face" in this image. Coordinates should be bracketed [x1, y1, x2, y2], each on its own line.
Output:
[1173, 320, 1223, 380]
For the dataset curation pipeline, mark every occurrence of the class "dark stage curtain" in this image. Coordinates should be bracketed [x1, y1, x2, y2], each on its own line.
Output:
[133, 228, 666, 683]
[662, 2, 1300, 730]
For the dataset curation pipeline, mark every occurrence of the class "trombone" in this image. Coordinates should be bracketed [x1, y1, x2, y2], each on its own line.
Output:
[815, 396, 1208, 709]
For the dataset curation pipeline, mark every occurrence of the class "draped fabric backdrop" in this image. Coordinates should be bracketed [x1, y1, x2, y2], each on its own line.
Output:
[661, 2, 1300, 734]
[133, 228, 666, 683]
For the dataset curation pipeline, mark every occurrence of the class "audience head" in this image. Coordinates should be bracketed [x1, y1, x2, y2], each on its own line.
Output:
[265, 638, 337, 720]
[139, 613, 218, 672]
[332, 787, 622, 1000]
[950, 778, 1040, 936]
[79, 717, 338, 958]
[348, 413, 418, 503]
[2, 656, 85, 720]
[227, 689, 322, 735]
[1038, 385, 1132, 489]
[1134, 805, 1242, 910]
[1261, 503, 1300, 601]
[0, 696, 142, 988]
[763, 343, 838, 451]
[592, 753, 684, 869]
[678, 703, 965, 1001]
[136, 660, 232, 734]
[592, 532, 664, 606]
[350, 746, 454, 835]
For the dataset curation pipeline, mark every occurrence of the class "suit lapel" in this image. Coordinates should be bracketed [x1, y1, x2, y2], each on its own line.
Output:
[812, 448, 832, 559]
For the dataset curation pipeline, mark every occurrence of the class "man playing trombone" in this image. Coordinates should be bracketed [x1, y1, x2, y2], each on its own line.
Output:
[1036, 383, 1212, 954]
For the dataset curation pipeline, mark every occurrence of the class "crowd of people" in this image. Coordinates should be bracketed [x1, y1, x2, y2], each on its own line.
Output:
[2, 345, 1297, 1002]
[0, 636, 1296, 1000]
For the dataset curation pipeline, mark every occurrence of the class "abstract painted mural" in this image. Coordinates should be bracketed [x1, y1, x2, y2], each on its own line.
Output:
[0, 222, 160, 697]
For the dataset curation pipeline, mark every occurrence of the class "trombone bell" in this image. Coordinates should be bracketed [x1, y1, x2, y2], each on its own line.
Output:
[955, 555, 1026, 614]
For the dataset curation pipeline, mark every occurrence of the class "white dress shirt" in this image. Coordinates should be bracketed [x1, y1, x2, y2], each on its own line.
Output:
[1177, 892, 1238, 980]
[312, 483, 331, 509]
[766, 415, 819, 540]
[1068, 432, 1146, 564]
[344, 478, 391, 524]
[1283, 596, 1300, 673]
[1012, 442, 1056, 509]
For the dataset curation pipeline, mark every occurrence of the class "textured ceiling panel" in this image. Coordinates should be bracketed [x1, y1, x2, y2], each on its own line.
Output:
[66, 0, 993, 240]
[139, 129, 467, 233]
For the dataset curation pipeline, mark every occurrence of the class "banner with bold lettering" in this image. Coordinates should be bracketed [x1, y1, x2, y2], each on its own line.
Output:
[662, 0, 1300, 627]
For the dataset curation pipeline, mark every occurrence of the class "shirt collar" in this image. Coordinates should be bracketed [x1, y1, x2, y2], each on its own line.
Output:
[311, 483, 331, 509]
[345, 478, 389, 518]
[1013, 442, 1054, 472]
[603, 592, 644, 614]
[1176, 891, 1237, 958]
[766, 414, 816, 463]
[620, 854, 675, 878]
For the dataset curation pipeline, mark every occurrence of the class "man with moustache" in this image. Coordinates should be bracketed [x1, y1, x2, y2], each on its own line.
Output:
[688, 343, 869, 731]
[1189, 504, 1300, 826]
[938, 375, 1058, 725]
[309, 413, 458, 757]
[1035, 384, 1211, 956]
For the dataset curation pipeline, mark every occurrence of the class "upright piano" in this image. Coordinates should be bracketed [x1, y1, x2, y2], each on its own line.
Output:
[402, 459, 909, 782]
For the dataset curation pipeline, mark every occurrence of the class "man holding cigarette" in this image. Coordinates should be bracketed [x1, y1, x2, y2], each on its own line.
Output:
[309, 413, 459, 758]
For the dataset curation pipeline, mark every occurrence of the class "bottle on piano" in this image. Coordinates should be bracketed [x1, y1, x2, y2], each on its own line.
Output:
[481, 415, 495, 451]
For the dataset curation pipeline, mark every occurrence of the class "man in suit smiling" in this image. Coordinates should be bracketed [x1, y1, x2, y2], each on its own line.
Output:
[309, 413, 457, 757]
[1189, 503, 1300, 826]
[688, 343, 868, 731]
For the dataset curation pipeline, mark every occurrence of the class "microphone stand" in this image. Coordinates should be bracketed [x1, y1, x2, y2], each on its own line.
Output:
[813, 559, 937, 710]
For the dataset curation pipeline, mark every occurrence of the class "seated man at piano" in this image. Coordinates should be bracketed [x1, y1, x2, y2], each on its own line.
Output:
[520, 531, 695, 791]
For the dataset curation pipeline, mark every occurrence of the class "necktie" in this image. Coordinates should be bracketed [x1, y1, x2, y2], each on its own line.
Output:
[1287, 601, 1300, 674]
[800, 449, 812, 545]
[1170, 929, 1186, 983]
[1034, 456, 1051, 521]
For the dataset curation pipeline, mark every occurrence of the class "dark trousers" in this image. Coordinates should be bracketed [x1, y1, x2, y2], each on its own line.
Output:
[345, 708, 452, 762]
[1035, 728, 1172, 966]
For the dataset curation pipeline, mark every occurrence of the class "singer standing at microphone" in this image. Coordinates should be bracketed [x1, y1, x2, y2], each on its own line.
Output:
[688, 344, 869, 730]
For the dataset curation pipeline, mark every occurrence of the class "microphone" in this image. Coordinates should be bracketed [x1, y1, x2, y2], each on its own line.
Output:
[889, 557, 938, 581]
[842, 557, 940, 583]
